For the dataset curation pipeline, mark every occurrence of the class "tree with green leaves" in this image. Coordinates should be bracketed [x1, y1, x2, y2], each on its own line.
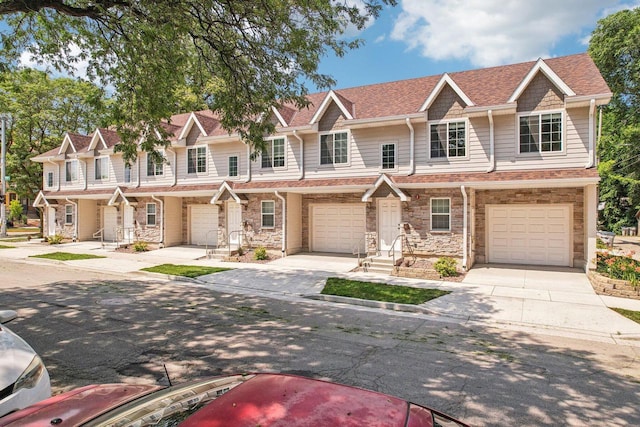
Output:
[0, 0, 395, 164]
[589, 7, 640, 232]
[0, 68, 109, 202]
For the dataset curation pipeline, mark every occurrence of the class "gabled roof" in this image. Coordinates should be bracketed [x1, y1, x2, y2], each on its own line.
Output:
[362, 174, 409, 202]
[33, 191, 50, 207]
[419, 73, 474, 112]
[108, 187, 137, 206]
[210, 181, 247, 204]
[310, 90, 354, 124]
[89, 128, 121, 150]
[58, 132, 92, 155]
[508, 58, 575, 103]
[178, 112, 208, 139]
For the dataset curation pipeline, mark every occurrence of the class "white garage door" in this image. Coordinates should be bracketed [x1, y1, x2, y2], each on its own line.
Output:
[312, 204, 366, 253]
[487, 204, 571, 266]
[190, 205, 218, 246]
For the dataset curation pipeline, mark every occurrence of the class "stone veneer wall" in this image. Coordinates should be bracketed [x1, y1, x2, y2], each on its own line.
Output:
[241, 194, 284, 249]
[474, 188, 584, 264]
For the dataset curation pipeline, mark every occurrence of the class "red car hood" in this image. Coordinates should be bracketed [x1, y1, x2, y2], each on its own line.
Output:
[0, 383, 161, 427]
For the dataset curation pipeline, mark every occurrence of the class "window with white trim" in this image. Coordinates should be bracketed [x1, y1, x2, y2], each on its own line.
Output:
[381, 143, 396, 170]
[65, 204, 74, 225]
[430, 198, 451, 232]
[47, 172, 54, 188]
[320, 131, 348, 165]
[261, 200, 275, 228]
[429, 120, 466, 158]
[187, 146, 207, 174]
[519, 111, 563, 153]
[65, 160, 78, 182]
[124, 163, 132, 183]
[147, 152, 163, 176]
[95, 156, 109, 180]
[146, 203, 157, 226]
[261, 138, 285, 168]
[228, 155, 239, 177]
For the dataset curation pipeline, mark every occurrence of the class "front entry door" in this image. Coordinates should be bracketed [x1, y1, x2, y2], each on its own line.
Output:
[47, 206, 56, 236]
[103, 206, 118, 241]
[123, 205, 135, 242]
[378, 198, 401, 253]
[227, 202, 243, 246]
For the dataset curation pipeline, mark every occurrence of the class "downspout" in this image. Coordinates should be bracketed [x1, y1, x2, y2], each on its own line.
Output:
[460, 186, 468, 270]
[245, 143, 252, 183]
[293, 130, 304, 180]
[48, 158, 60, 191]
[167, 147, 177, 186]
[82, 159, 87, 190]
[486, 110, 495, 172]
[275, 190, 286, 257]
[65, 197, 78, 242]
[597, 106, 603, 164]
[136, 154, 141, 188]
[405, 117, 415, 176]
[586, 99, 596, 168]
[151, 195, 164, 247]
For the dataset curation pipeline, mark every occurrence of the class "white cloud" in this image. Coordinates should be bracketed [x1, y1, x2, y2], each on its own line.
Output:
[390, 0, 628, 67]
[19, 43, 90, 80]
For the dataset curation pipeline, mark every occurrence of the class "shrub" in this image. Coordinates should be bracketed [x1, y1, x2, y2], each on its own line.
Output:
[434, 257, 458, 277]
[596, 252, 640, 286]
[596, 238, 608, 250]
[48, 234, 64, 245]
[133, 241, 149, 252]
[237, 247, 244, 256]
[254, 246, 268, 261]
[8, 200, 23, 223]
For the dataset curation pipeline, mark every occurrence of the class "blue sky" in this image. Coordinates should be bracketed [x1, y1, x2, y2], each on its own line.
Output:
[315, 0, 640, 91]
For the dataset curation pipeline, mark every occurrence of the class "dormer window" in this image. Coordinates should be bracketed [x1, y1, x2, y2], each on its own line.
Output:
[95, 156, 109, 180]
[187, 146, 207, 174]
[429, 120, 467, 159]
[518, 111, 563, 154]
[65, 160, 78, 182]
[261, 138, 285, 168]
[147, 151, 164, 176]
[319, 131, 348, 165]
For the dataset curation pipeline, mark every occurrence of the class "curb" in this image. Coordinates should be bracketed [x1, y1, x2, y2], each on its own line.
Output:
[305, 294, 434, 315]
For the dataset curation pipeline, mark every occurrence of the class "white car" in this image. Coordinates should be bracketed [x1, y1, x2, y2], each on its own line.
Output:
[0, 310, 51, 417]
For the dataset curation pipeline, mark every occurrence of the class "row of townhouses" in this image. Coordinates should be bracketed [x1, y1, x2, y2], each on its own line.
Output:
[32, 53, 611, 271]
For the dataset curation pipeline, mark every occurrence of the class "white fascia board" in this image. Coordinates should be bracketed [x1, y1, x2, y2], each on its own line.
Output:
[310, 90, 353, 124]
[271, 106, 289, 127]
[108, 187, 129, 206]
[362, 174, 408, 202]
[33, 191, 49, 207]
[420, 74, 474, 112]
[88, 129, 107, 151]
[210, 181, 243, 204]
[58, 133, 75, 155]
[178, 112, 207, 140]
[508, 58, 576, 103]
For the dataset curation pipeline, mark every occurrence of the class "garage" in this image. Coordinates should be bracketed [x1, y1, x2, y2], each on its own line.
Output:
[311, 204, 366, 253]
[486, 204, 571, 266]
[190, 204, 218, 246]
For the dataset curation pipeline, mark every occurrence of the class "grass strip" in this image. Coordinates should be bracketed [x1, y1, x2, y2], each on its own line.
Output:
[141, 264, 232, 278]
[0, 244, 16, 249]
[30, 252, 106, 261]
[612, 307, 640, 324]
[321, 277, 451, 305]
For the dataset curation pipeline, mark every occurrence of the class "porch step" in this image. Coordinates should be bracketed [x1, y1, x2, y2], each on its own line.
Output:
[362, 256, 396, 275]
[204, 247, 238, 260]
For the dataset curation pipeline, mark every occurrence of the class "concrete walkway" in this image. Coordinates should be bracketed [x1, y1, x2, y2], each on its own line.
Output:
[2, 240, 640, 346]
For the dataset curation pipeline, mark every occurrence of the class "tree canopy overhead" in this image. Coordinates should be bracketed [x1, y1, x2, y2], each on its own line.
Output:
[0, 0, 395, 163]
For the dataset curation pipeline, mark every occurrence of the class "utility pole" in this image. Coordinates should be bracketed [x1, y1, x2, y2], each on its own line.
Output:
[0, 115, 6, 238]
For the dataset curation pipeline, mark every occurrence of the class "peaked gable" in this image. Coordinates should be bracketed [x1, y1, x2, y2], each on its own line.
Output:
[508, 58, 575, 103]
[420, 73, 474, 112]
[310, 90, 354, 125]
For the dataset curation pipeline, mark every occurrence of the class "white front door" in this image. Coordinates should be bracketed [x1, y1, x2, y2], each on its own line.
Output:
[123, 205, 135, 242]
[47, 207, 56, 237]
[378, 198, 401, 252]
[103, 206, 118, 241]
[227, 202, 243, 245]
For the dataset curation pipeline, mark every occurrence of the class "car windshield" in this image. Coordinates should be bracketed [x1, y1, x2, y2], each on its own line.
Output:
[87, 374, 254, 427]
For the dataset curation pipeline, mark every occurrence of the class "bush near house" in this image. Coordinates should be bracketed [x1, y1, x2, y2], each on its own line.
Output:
[133, 241, 149, 252]
[434, 257, 458, 277]
[254, 246, 268, 261]
[596, 252, 640, 286]
[48, 234, 64, 245]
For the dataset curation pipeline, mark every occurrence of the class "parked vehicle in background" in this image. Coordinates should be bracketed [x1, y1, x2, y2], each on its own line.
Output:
[0, 310, 51, 417]
[0, 373, 468, 426]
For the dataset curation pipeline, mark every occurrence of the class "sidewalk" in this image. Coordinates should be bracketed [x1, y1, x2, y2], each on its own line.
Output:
[2, 240, 640, 346]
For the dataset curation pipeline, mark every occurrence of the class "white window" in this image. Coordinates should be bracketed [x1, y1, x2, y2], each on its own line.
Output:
[261, 200, 275, 228]
[519, 111, 563, 154]
[124, 163, 132, 183]
[147, 152, 163, 176]
[429, 120, 466, 159]
[228, 155, 239, 177]
[65, 160, 78, 182]
[65, 204, 74, 225]
[187, 146, 207, 174]
[381, 143, 396, 170]
[320, 131, 348, 165]
[431, 198, 451, 232]
[146, 203, 157, 226]
[261, 138, 285, 168]
[95, 157, 109, 180]
[47, 172, 54, 188]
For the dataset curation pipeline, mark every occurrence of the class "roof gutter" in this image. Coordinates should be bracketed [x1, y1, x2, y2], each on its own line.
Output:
[585, 99, 596, 169]
[292, 130, 304, 180]
[274, 191, 286, 257]
[486, 110, 495, 173]
[406, 117, 415, 176]
[65, 198, 78, 241]
[151, 195, 164, 247]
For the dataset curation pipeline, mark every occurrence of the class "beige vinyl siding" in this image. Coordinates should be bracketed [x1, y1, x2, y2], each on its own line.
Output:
[86, 154, 118, 188]
[60, 158, 86, 191]
[42, 163, 59, 190]
[77, 199, 97, 240]
[495, 107, 591, 171]
[164, 196, 183, 246]
[176, 145, 216, 184]
[138, 151, 174, 187]
[286, 193, 302, 254]
[251, 136, 302, 181]
[209, 141, 249, 182]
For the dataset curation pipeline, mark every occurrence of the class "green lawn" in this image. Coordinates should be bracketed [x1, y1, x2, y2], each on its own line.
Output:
[141, 264, 232, 278]
[0, 244, 15, 249]
[8, 227, 40, 233]
[612, 307, 640, 324]
[30, 252, 106, 261]
[321, 277, 451, 305]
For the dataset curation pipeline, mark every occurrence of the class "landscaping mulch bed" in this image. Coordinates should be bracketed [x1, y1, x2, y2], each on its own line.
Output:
[223, 248, 280, 264]
[392, 258, 466, 282]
